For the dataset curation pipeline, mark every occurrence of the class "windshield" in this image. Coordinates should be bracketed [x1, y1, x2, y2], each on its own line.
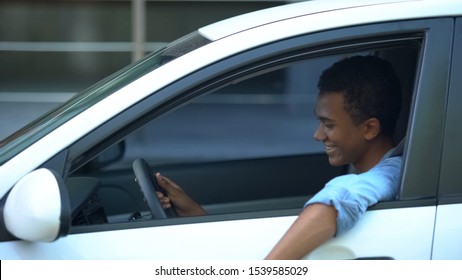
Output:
[0, 31, 210, 164]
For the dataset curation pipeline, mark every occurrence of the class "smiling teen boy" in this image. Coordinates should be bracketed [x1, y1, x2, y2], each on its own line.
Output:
[155, 55, 403, 260]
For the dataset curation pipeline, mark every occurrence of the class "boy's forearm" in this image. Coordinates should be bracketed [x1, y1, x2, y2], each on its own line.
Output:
[265, 203, 337, 260]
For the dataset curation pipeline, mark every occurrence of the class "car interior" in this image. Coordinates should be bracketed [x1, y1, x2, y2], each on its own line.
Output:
[65, 42, 419, 228]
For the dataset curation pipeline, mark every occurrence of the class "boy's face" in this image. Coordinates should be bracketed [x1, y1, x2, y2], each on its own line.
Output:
[314, 92, 369, 168]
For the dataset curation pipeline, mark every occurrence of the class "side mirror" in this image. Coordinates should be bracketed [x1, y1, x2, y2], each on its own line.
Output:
[1, 168, 71, 242]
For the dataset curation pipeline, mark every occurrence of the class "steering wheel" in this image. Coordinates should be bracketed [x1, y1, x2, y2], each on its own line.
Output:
[132, 158, 176, 219]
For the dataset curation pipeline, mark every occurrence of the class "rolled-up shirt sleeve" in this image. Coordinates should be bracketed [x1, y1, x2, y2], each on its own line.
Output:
[304, 156, 402, 236]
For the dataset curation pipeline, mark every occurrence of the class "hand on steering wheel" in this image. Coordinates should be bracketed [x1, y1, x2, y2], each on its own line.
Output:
[132, 158, 177, 219]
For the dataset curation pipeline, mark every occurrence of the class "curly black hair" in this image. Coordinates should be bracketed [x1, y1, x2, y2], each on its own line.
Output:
[317, 55, 402, 137]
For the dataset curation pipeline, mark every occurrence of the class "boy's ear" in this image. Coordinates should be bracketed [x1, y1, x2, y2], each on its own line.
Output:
[363, 118, 381, 140]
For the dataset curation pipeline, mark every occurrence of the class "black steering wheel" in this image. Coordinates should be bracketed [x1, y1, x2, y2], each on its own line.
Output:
[132, 158, 177, 219]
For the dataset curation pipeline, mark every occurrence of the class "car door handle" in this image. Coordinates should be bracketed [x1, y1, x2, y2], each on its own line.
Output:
[355, 256, 394, 260]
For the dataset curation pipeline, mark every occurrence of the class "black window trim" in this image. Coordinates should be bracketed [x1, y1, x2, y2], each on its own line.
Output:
[437, 17, 462, 205]
[398, 18, 454, 201]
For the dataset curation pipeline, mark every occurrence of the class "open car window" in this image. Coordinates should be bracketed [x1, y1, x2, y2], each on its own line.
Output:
[67, 41, 419, 227]
[58, 13, 429, 232]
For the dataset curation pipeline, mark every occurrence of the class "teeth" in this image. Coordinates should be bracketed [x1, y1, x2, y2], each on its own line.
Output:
[325, 146, 335, 152]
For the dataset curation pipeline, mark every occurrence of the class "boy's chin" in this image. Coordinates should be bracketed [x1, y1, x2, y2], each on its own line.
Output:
[327, 156, 347, 167]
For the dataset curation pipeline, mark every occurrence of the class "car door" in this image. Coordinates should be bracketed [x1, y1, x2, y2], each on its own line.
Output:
[432, 17, 462, 260]
[0, 18, 453, 260]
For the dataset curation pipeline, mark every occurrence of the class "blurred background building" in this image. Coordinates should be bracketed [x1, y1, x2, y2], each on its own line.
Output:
[0, 0, 296, 139]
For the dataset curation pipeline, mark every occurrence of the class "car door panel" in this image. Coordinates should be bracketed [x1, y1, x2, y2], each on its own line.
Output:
[0, 205, 436, 260]
[0, 214, 297, 259]
[432, 204, 462, 259]
[308, 206, 436, 260]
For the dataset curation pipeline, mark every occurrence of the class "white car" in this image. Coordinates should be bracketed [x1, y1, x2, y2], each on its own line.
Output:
[1, 0, 461, 259]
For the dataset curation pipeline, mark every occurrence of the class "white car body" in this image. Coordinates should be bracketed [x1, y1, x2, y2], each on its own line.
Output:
[0, 0, 461, 259]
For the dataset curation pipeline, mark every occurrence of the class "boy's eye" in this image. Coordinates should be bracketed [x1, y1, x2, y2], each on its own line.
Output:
[323, 122, 334, 128]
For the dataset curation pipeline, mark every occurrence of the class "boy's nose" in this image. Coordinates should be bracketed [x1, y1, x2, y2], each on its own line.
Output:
[313, 124, 326, 141]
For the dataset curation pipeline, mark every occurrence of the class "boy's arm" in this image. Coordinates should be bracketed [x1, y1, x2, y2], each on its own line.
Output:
[265, 203, 337, 260]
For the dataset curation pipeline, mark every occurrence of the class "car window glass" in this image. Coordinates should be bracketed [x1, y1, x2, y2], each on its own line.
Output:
[0, 31, 209, 164]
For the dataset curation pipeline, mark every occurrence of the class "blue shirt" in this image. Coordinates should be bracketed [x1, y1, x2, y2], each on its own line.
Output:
[304, 155, 402, 236]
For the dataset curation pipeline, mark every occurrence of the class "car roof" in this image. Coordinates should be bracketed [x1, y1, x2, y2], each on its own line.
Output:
[199, 0, 462, 41]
